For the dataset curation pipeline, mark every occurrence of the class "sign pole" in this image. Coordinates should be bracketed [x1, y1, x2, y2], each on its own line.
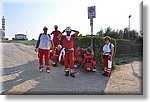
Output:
[90, 18, 93, 50]
[88, 6, 95, 51]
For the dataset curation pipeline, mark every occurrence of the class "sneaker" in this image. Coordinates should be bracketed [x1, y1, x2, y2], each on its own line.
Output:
[70, 73, 75, 78]
[92, 68, 97, 72]
[65, 71, 69, 76]
[46, 67, 50, 73]
[46, 69, 50, 73]
[102, 72, 107, 76]
[39, 67, 43, 72]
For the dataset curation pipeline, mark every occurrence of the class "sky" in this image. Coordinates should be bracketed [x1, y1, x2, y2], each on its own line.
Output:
[0, 0, 142, 40]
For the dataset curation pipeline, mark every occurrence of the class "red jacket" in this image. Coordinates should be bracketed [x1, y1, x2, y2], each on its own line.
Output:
[62, 34, 76, 49]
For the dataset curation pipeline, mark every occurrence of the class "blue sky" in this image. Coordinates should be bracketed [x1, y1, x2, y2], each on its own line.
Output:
[1, 0, 142, 40]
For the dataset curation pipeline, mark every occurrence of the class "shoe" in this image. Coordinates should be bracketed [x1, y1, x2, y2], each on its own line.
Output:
[102, 72, 107, 76]
[46, 67, 50, 73]
[46, 69, 50, 73]
[92, 68, 97, 72]
[65, 71, 69, 76]
[70, 73, 75, 78]
[39, 67, 43, 72]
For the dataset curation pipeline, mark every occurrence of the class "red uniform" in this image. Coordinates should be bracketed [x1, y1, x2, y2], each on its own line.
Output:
[75, 47, 84, 63]
[51, 47, 60, 63]
[62, 34, 76, 73]
[51, 30, 61, 47]
[83, 53, 96, 70]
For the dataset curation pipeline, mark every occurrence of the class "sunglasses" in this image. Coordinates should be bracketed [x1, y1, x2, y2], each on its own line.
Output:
[43, 29, 48, 30]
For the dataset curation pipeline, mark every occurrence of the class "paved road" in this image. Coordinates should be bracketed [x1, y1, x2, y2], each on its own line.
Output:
[0, 43, 109, 95]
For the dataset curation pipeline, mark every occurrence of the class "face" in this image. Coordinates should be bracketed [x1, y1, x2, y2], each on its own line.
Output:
[43, 29, 48, 33]
[57, 46, 62, 51]
[66, 31, 71, 35]
[54, 27, 58, 30]
[87, 51, 91, 55]
[104, 38, 110, 44]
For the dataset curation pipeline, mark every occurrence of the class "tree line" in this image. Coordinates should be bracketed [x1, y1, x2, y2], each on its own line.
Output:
[79, 26, 143, 44]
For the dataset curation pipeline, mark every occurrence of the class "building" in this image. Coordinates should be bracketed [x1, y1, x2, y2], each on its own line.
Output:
[2, 16, 5, 31]
[15, 34, 27, 40]
[0, 28, 5, 40]
[0, 16, 5, 40]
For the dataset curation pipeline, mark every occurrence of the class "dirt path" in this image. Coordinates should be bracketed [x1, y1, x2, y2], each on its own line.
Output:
[0, 43, 142, 95]
[104, 61, 142, 95]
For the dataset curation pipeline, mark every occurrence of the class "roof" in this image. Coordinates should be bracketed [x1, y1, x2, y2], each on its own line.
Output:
[15, 34, 26, 36]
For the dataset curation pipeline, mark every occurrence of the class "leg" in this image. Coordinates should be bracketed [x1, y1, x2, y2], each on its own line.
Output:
[38, 49, 44, 68]
[45, 49, 50, 72]
[107, 56, 112, 77]
[69, 51, 75, 77]
[103, 58, 108, 76]
[64, 53, 69, 76]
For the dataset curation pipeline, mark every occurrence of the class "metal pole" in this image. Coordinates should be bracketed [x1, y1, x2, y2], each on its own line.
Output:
[128, 15, 131, 39]
[90, 18, 93, 50]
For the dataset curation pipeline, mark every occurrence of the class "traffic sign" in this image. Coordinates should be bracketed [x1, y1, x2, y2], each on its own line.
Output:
[88, 6, 96, 19]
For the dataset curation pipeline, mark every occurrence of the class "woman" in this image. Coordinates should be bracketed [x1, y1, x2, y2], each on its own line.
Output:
[102, 36, 114, 77]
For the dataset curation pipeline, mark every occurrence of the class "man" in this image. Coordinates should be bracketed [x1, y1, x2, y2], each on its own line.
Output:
[58, 26, 79, 77]
[35, 26, 53, 73]
[51, 25, 61, 48]
[102, 36, 114, 77]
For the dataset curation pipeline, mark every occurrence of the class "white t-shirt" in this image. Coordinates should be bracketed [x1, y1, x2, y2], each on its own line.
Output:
[39, 34, 51, 50]
[66, 35, 71, 41]
[103, 43, 114, 53]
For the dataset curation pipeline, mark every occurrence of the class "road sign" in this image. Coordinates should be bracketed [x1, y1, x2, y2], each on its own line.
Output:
[88, 6, 96, 19]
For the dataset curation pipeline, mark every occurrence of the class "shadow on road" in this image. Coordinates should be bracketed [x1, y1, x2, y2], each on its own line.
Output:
[1, 59, 110, 95]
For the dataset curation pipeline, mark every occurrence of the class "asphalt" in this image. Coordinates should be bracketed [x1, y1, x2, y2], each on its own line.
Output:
[0, 43, 110, 95]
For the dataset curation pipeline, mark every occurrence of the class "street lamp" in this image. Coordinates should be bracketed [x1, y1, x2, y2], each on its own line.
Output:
[128, 15, 131, 39]
[128, 15, 131, 29]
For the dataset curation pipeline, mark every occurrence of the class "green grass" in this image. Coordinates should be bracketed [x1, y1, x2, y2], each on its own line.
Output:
[5, 40, 37, 46]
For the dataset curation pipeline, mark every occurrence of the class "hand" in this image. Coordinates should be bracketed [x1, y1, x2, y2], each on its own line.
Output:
[101, 59, 103, 63]
[62, 29, 66, 33]
[110, 57, 113, 61]
[35, 48, 38, 52]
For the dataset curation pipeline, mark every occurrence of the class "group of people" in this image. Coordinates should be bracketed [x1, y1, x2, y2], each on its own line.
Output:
[35, 25, 114, 78]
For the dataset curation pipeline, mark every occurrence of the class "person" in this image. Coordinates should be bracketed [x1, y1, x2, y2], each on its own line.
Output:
[35, 26, 53, 73]
[58, 26, 79, 77]
[51, 25, 62, 48]
[101, 36, 114, 77]
[74, 46, 85, 68]
[83, 48, 97, 72]
[50, 44, 62, 67]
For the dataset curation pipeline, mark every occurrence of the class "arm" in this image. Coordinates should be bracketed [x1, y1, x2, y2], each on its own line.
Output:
[51, 31, 54, 35]
[35, 34, 41, 51]
[71, 30, 79, 37]
[57, 30, 64, 40]
[50, 40, 54, 50]
[110, 46, 114, 61]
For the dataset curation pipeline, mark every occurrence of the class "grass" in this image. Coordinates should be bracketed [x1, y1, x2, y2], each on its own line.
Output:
[5, 40, 37, 46]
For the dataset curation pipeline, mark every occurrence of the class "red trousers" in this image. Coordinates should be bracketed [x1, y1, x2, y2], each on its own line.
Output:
[53, 40, 60, 48]
[64, 51, 75, 73]
[38, 48, 50, 68]
[103, 55, 111, 77]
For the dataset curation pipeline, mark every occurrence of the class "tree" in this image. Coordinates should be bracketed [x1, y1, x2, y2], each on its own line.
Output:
[97, 29, 104, 36]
